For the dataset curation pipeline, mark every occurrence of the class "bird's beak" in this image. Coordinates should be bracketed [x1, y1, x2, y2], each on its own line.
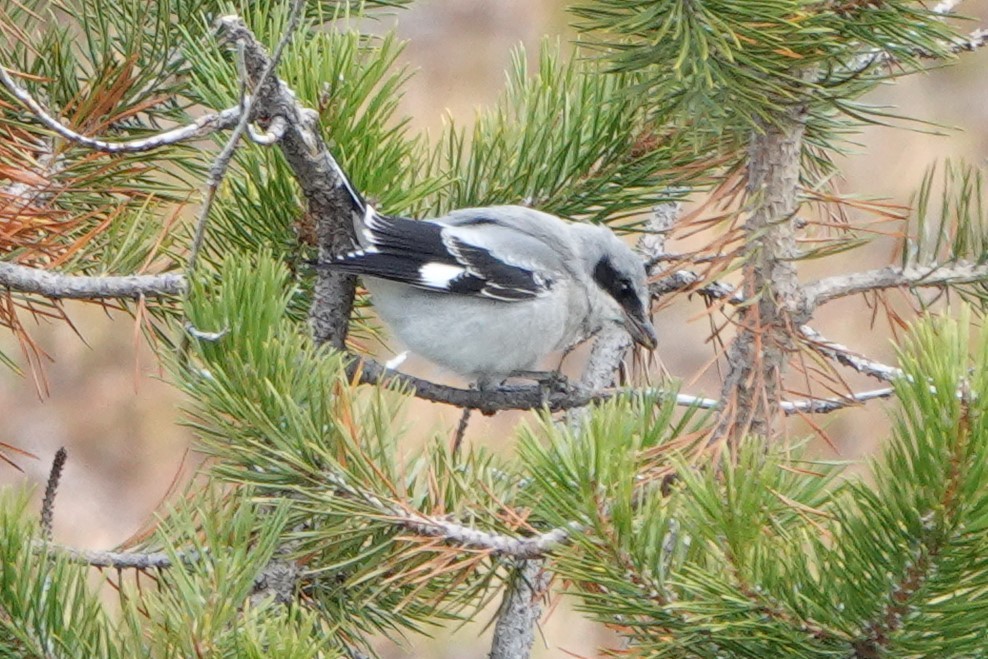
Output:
[623, 311, 658, 351]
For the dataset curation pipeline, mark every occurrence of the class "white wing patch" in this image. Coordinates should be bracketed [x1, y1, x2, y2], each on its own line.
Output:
[357, 204, 380, 246]
[419, 262, 466, 288]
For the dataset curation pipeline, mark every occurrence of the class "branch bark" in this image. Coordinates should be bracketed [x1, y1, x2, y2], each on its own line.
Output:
[215, 16, 358, 350]
[489, 561, 550, 659]
[800, 326, 903, 382]
[805, 262, 988, 307]
[717, 107, 809, 441]
[0, 261, 185, 299]
[324, 471, 574, 559]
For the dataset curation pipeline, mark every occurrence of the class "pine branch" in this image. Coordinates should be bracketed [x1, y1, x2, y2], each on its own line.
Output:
[349, 356, 602, 414]
[324, 471, 575, 559]
[0, 63, 242, 151]
[213, 16, 360, 350]
[805, 262, 988, 307]
[0, 261, 185, 299]
[716, 105, 810, 441]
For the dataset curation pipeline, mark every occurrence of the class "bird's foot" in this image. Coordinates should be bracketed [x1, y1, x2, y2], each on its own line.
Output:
[508, 369, 570, 393]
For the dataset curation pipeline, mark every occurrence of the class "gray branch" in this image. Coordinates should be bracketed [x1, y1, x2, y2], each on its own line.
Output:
[324, 471, 574, 559]
[0, 64, 241, 152]
[349, 357, 604, 413]
[780, 387, 896, 414]
[716, 104, 809, 441]
[39, 543, 182, 569]
[650, 269, 739, 301]
[0, 261, 185, 299]
[804, 262, 988, 307]
[489, 560, 550, 659]
[800, 326, 904, 382]
[215, 16, 359, 350]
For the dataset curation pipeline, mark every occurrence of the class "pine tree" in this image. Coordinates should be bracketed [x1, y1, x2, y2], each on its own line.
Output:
[1, 1, 987, 657]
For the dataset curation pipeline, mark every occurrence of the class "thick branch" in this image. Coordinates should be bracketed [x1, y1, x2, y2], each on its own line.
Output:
[215, 17, 358, 350]
[0, 261, 185, 299]
[0, 64, 241, 152]
[349, 357, 604, 414]
[489, 561, 550, 659]
[717, 106, 809, 440]
[805, 262, 988, 307]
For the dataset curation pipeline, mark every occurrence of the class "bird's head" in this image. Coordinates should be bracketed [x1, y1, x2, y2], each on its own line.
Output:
[571, 223, 657, 350]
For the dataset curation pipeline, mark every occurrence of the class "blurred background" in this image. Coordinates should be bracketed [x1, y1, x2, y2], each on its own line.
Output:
[1, 1, 987, 656]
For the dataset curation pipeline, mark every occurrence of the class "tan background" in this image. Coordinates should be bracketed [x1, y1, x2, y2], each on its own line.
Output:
[2, 2, 987, 657]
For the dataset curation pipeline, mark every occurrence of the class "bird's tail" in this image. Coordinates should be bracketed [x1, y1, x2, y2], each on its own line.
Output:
[326, 150, 383, 249]
[327, 150, 367, 217]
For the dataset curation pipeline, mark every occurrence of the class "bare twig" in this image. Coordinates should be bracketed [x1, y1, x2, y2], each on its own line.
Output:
[39, 447, 66, 541]
[187, 1, 306, 272]
[646, 252, 730, 270]
[780, 387, 896, 414]
[800, 326, 904, 382]
[40, 543, 182, 569]
[805, 262, 988, 307]
[0, 261, 186, 299]
[849, 24, 988, 72]
[324, 471, 574, 559]
[650, 270, 739, 301]
[0, 64, 241, 151]
[945, 28, 988, 55]
[247, 115, 288, 145]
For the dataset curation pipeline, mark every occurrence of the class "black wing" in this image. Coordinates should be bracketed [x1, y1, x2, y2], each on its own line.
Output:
[326, 214, 551, 302]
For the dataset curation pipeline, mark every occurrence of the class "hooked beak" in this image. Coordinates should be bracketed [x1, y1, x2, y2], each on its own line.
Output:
[623, 311, 658, 351]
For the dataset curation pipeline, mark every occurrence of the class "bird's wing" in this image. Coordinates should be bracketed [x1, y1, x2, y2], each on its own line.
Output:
[327, 213, 558, 302]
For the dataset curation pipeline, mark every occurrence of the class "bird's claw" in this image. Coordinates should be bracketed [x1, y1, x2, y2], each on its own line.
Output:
[508, 370, 570, 393]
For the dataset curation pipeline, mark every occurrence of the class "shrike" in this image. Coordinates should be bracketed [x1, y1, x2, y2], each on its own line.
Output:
[320, 169, 656, 389]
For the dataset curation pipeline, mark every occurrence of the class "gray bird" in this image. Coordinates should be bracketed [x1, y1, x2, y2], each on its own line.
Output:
[320, 169, 657, 389]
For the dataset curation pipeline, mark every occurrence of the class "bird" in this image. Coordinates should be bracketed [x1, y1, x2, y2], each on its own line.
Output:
[317, 163, 657, 390]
